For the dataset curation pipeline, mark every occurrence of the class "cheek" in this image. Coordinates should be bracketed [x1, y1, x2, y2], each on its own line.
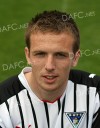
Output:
[31, 62, 44, 76]
[31, 66, 41, 82]
[58, 61, 72, 76]
[58, 60, 72, 70]
[60, 67, 70, 77]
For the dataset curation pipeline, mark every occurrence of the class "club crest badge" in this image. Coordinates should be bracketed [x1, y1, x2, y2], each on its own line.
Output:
[65, 111, 86, 128]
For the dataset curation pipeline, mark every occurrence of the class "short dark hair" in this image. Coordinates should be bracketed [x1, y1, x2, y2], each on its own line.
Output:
[25, 10, 80, 53]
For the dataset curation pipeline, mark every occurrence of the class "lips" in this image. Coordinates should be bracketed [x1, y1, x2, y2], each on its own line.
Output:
[42, 75, 58, 84]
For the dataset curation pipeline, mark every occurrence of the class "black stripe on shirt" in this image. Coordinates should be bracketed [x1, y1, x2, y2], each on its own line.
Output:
[61, 95, 66, 128]
[44, 102, 50, 128]
[27, 91, 38, 128]
[74, 83, 77, 112]
[5, 101, 13, 127]
[92, 107, 100, 128]
[87, 86, 89, 128]
[57, 99, 61, 114]
[93, 109, 99, 119]
[5, 101, 9, 112]
[16, 94, 25, 128]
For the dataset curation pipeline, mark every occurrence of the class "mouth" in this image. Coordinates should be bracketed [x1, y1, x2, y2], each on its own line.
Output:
[42, 75, 58, 84]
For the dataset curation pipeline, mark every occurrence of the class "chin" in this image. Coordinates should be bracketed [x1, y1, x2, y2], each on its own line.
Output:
[41, 83, 60, 92]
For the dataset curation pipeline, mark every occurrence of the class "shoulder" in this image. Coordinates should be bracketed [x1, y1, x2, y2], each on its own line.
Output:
[0, 75, 25, 104]
[69, 69, 100, 89]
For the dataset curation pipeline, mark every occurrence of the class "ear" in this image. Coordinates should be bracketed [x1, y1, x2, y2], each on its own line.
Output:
[71, 50, 80, 67]
[24, 47, 31, 65]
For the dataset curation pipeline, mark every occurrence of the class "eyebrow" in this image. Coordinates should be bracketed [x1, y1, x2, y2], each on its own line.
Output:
[55, 51, 69, 55]
[31, 50, 70, 55]
[32, 50, 46, 54]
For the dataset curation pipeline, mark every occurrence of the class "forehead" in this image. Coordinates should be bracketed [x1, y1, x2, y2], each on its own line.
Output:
[30, 32, 74, 52]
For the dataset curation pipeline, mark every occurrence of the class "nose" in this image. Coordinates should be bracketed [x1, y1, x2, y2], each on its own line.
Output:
[45, 55, 56, 72]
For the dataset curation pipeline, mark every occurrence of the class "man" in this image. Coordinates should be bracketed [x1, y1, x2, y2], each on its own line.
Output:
[0, 10, 100, 128]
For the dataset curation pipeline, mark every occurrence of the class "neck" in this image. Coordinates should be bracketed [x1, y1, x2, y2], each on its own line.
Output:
[42, 96, 61, 103]
[37, 88, 64, 103]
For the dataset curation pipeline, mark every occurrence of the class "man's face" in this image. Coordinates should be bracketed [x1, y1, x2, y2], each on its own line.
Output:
[25, 32, 80, 93]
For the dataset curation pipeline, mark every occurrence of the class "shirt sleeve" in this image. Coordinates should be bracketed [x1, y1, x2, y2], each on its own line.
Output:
[0, 103, 13, 128]
[92, 107, 100, 128]
[69, 70, 100, 128]
[0, 121, 6, 128]
[91, 75, 100, 128]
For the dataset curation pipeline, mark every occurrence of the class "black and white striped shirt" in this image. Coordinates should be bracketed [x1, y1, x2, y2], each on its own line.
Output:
[0, 67, 100, 128]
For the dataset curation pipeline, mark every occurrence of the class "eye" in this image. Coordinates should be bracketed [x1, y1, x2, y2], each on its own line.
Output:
[33, 52, 46, 57]
[55, 52, 69, 59]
